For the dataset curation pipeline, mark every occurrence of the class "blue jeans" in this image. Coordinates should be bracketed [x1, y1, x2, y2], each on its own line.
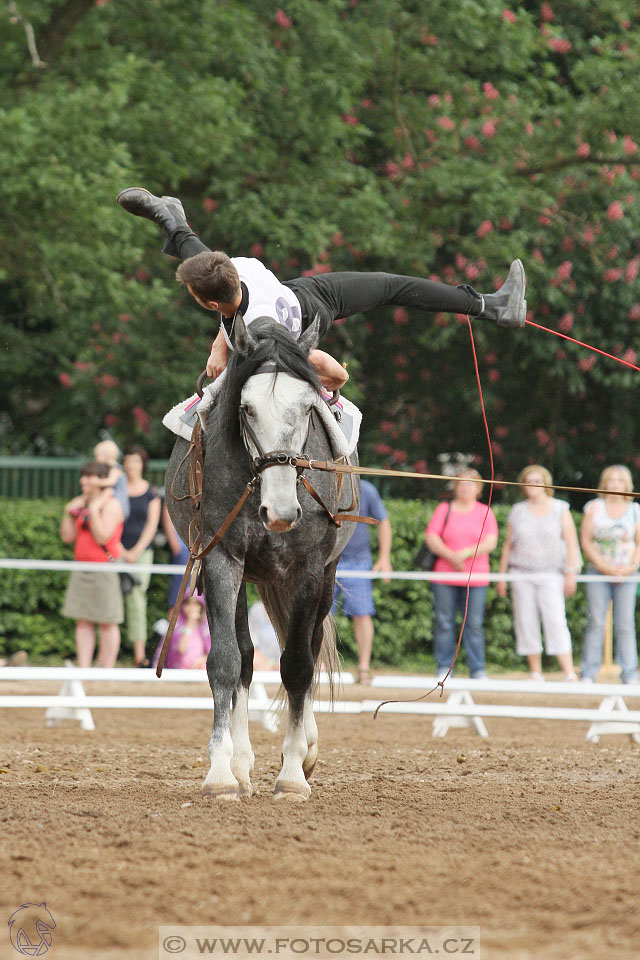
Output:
[431, 584, 488, 677]
[581, 570, 639, 683]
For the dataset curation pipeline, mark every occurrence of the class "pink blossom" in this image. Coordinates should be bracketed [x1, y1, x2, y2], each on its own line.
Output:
[540, 3, 554, 21]
[374, 443, 392, 456]
[104, 414, 119, 427]
[607, 201, 624, 220]
[455, 253, 467, 270]
[437, 116, 455, 131]
[421, 28, 438, 45]
[555, 349, 567, 360]
[384, 160, 401, 180]
[413, 460, 428, 473]
[95, 0, 111, 6]
[135, 268, 150, 282]
[624, 135, 638, 155]
[495, 425, 509, 438]
[556, 260, 573, 281]
[118, 313, 131, 323]
[562, 236, 574, 252]
[502, 9, 517, 24]
[538, 215, 552, 227]
[402, 152, 414, 169]
[133, 406, 150, 433]
[558, 313, 574, 332]
[250, 243, 264, 258]
[476, 220, 493, 239]
[626, 258, 640, 283]
[393, 307, 409, 325]
[582, 227, 595, 243]
[499, 218, 513, 231]
[578, 356, 597, 372]
[548, 38, 572, 54]
[74, 361, 90, 371]
[483, 82, 499, 100]
[576, 141, 590, 157]
[623, 349, 638, 366]
[395, 372, 409, 383]
[525, 122, 534, 136]
[275, 9, 292, 27]
[100, 374, 118, 388]
[488, 368, 500, 382]
[481, 119, 497, 138]
[59, 372, 72, 388]
[463, 136, 482, 151]
[605, 130, 617, 143]
[203, 197, 216, 212]
[465, 264, 480, 280]
[532, 249, 544, 263]
[428, 94, 440, 106]
[628, 304, 640, 321]
[393, 449, 408, 462]
[603, 268, 623, 282]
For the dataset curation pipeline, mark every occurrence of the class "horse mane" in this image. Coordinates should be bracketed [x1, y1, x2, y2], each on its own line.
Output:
[213, 317, 322, 458]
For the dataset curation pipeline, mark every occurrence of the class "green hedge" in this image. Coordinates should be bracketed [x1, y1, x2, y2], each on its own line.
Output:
[0, 497, 593, 672]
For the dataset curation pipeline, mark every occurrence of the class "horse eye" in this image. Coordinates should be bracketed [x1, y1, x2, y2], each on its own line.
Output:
[242, 405, 255, 418]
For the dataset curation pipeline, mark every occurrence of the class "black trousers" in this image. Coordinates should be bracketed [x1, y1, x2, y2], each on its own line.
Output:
[164, 228, 482, 335]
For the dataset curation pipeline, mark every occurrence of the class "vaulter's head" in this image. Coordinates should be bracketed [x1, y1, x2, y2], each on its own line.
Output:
[176, 251, 242, 315]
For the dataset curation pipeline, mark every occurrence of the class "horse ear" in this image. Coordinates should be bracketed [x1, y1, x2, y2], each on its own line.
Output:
[233, 312, 253, 357]
[297, 314, 322, 356]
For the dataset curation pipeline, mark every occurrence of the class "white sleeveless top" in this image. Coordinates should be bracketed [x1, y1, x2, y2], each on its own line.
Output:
[583, 497, 640, 566]
[508, 498, 569, 573]
[231, 258, 303, 339]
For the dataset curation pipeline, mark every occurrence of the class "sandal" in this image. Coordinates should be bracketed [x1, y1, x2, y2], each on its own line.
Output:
[357, 669, 372, 686]
[134, 657, 150, 668]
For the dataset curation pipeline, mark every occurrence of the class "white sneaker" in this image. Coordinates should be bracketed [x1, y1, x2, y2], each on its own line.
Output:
[528, 671, 545, 682]
[579, 676, 594, 684]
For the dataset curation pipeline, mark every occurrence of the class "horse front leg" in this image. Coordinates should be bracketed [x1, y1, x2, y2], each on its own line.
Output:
[201, 557, 243, 801]
[230, 583, 255, 797]
[275, 566, 335, 800]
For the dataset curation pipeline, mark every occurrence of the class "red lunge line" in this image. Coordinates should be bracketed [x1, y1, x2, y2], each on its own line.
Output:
[438, 319, 495, 692]
[525, 319, 640, 373]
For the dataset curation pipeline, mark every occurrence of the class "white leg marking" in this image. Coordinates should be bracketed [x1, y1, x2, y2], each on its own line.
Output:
[231, 686, 255, 797]
[274, 703, 311, 800]
[202, 726, 239, 799]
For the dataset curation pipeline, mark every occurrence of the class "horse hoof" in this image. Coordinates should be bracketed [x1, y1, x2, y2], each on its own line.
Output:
[201, 783, 240, 801]
[303, 759, 317, 780]
[237, 781, 253, 798]
[274, 781, 311, 801]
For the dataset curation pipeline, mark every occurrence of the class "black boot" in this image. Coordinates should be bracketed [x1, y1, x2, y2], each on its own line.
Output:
[477, 259, 527, 328]
[116, 187, 188, 234]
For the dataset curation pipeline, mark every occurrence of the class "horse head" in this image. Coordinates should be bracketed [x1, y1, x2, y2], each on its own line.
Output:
[234, 314, 322, 532]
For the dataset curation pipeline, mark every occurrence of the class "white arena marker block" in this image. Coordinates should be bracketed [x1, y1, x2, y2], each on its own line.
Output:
[586, 695, 640, 744]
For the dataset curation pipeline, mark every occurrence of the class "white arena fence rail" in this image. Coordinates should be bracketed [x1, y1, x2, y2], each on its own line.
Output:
[1, 559, 640, 742]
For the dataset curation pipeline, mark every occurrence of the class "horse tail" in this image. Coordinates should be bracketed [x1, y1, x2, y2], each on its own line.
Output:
[256, 583, 339, 704]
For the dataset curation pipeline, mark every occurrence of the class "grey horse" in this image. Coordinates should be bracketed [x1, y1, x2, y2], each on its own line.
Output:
[165, 316, 359, 800]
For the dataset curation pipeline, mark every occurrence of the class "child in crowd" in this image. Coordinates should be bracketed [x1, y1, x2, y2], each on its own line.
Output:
[153, 592, 211, 669]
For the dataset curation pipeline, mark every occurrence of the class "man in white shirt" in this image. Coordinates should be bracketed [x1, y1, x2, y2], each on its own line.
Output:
[117, 187, 527, 385]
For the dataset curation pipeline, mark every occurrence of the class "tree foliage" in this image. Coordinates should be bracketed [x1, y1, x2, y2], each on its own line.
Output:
[2, 0, 640, 492]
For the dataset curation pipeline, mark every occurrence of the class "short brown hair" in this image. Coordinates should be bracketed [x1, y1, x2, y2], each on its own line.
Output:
[124, 445, 149, 472]
[176, 251, 241, 303]
[80, 461, 110, 479]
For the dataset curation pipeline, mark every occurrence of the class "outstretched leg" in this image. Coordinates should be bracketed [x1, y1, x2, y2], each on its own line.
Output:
[116, 188, 526, 327]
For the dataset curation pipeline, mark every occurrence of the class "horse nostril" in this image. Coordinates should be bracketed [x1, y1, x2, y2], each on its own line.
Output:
[259, 505, 270, 526]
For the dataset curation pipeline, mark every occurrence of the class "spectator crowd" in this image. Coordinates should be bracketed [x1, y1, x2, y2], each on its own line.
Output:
[37, 444, 640, 687]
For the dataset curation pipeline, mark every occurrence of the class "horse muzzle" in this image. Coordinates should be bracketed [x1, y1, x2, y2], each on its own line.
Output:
[259, 502, 302, 532]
